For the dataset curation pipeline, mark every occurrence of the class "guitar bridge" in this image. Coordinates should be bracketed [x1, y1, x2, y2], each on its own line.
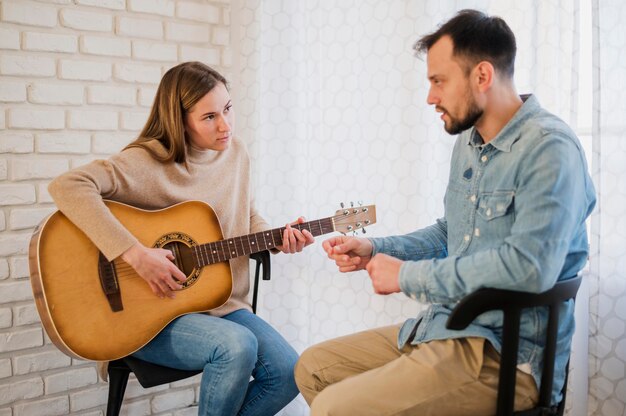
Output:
[98, 252, 123, 312]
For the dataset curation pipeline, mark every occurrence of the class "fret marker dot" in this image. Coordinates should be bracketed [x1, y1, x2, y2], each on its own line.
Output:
[252, 242, 255, 245]
[232, 251, 235, 254]
[213, 250, 216, 254]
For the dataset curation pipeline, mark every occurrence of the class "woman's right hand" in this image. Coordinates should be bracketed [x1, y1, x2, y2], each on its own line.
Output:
[321, 236, 373, 273]
[121, 242, 187, 298]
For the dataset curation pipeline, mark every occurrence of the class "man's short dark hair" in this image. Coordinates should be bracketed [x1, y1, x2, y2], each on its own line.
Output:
[414, 9, 517, 78]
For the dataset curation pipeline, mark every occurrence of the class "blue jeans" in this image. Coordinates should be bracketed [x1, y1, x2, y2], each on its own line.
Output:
[132, 309, 299, 416]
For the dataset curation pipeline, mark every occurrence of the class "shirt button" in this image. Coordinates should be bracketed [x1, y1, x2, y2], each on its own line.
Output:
[410, 294, 417, 300]
[464, 234, 470, 241]
[481, 155, 488, 162]
[486, 208, 492, 217]
[470, 194, 477, 202]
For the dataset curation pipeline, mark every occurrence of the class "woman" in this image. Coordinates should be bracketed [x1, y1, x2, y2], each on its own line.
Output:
[48, 61, 314, 415]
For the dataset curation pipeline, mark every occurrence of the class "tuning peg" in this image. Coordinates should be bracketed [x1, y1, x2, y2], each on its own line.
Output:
[340, 202, 345, 209]
[357, 200, 363, 206]
[362, 227, 367, 234]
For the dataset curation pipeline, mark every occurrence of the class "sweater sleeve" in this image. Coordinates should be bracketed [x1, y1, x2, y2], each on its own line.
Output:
[48, 154, 141, 261]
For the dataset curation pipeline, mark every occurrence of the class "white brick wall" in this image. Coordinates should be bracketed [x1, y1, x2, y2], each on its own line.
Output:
[0, 309, 10, 329]
[0, 377, 44, 406]
[0, 81, 27, 103]
[9, 207, 55, 230]
[9, 108, 65, 130]
[87, 85, 136, 106]
[113, 62, 162, 84]
[60, 9, 113, 32]
[36, 132, 90, 154]
[10, 256, 29, 279]
[0, 28, 20, 50]
[1, 1, 58, 28]
[132, 40, 178, 62]
[117, 16, 164, 39]
[28, 83, 84, 106]
[0, 0, 231, 413]
[0, 260, 8, 279]
[13, 396, 70, 416]
[58, 59, 112, 81]
[13, 349, 71, 376]
[13, 303, 41, 326]
[23, 32, 79, 54]
[0, 132, 34, 153]
[0, 55, 56, 77]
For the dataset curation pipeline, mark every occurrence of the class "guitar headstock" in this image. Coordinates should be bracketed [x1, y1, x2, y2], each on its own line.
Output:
[332, 204, 376, 235]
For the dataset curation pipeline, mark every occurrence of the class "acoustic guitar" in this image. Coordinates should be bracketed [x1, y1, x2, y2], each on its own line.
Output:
[29, 200, 376, 362]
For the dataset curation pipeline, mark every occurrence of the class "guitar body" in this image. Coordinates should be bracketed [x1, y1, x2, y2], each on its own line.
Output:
[29, 200, 232, 362]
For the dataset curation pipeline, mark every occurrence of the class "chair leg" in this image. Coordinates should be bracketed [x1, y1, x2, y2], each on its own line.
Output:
[106, 366, 131, 416]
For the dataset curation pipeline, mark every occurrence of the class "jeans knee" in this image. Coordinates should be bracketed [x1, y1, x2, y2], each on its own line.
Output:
[277, 351, 300, 399]
[274, 343, 298, 376]
[212, 325, 258, 370]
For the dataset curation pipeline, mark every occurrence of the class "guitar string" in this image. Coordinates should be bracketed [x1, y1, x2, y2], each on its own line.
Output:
[106, 210, 370, 279]
[111, 225, 348, 275]
[110, 226, 358, 275]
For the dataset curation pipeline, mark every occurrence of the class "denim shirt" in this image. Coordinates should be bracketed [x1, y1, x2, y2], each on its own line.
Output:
[370, 95, 596, 404]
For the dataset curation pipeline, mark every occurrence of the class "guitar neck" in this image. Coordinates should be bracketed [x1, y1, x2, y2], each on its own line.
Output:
[192, 217, 334, 267]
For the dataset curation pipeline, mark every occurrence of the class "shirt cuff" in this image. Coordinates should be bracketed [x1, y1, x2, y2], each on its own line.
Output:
[369, 237, 383, 256]
[398, 260, 430, 303]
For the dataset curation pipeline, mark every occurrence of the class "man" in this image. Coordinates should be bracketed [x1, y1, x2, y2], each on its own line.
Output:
[294, 9, 596, 416]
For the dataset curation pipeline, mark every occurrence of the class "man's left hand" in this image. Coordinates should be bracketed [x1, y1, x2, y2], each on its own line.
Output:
[365, 253, 403, 294]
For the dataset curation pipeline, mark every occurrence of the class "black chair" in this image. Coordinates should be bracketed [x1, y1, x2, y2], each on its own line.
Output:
[105, 250, 272, 416]
[446, 275, 582, 416]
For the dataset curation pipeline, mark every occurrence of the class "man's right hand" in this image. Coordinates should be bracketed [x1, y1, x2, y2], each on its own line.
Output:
[322, 236, 373, 273]
[121, 242, 187, 298]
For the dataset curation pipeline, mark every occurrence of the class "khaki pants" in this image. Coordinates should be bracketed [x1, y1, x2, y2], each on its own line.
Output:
[294, 325, 538, 416]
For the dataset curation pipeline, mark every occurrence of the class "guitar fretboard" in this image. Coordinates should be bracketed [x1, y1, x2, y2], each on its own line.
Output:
[192, 217, 334, 267]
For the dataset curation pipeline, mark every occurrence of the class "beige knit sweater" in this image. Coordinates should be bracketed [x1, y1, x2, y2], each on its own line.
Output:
[48, 137, 270, 317]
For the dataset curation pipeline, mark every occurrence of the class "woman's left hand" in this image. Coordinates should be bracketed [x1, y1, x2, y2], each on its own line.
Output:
[276, 217, 315, 254]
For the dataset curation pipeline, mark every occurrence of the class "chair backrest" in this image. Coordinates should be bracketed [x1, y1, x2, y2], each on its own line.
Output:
[446, 275, 582, 416]
[106, 251, 271, 416]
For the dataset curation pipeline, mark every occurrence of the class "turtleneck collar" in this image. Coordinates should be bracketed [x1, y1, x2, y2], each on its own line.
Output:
[186, 141, 225, 164]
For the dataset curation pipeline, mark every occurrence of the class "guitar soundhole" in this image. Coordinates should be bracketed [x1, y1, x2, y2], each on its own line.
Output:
[162, 242, 194, 274]
[154, 232, 201, 289]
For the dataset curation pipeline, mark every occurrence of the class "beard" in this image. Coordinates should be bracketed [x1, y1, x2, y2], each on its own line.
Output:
[441, 95, 483, 135]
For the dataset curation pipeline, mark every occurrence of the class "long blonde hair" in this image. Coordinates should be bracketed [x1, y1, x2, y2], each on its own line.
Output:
[125, 62, 228, 164]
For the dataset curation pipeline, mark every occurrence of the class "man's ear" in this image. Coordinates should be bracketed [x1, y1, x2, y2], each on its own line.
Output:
[474, 61, 494, 92]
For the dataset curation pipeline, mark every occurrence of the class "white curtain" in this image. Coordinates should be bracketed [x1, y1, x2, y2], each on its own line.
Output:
[228, 1, 601, 415]
[587, 1, 626, 415]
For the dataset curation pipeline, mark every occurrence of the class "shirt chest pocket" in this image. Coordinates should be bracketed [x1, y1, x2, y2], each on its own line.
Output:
[477, 192, 515, 221]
